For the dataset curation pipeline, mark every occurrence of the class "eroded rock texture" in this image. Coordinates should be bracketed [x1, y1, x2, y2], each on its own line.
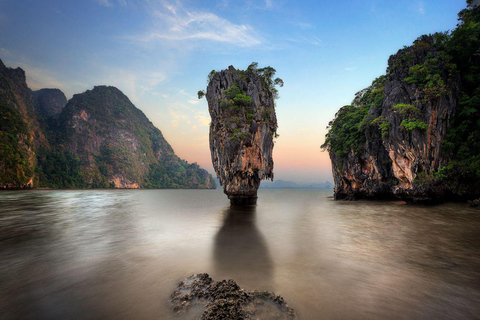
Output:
[0, 57, 216, 190]
[206, 66, 278, 205]
[0, 59, 46, 189]
[171, 273, 296, 320]
[55, 86, 216, 189]
[33, 88, 67, 118]
[324, 35, 461, 203]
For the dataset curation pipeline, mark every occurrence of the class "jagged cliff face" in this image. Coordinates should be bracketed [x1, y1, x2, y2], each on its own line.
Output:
[328, 78, 398, 200]
[206, 66, 277, 205]
[55, 86, 216, 189]
[0, 58, 216, 190]
[0, 59, 46, 189]
[381, 36, 459, 194]
[330, 146, 396, 200]
[325, 35, 461, 202]
[56, 86, 165, 188]
[33, 88, 67, 118]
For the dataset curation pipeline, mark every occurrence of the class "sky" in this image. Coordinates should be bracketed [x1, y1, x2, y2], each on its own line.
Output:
[0, 0, 467, 184]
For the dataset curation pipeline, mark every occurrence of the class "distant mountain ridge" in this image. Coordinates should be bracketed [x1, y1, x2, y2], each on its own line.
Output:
[0, 59, 216, 189]
[259, 179, 333, 189]
[212, 177, 332, 189]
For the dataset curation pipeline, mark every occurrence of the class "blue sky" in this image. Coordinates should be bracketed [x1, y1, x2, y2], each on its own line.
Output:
[0, 0, 467, 183]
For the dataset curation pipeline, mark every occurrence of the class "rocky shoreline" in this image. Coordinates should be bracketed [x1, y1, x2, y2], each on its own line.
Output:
[171, 273, 296, 319]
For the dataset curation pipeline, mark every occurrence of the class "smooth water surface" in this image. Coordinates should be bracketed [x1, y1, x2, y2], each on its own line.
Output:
[1, 189, 480, 319]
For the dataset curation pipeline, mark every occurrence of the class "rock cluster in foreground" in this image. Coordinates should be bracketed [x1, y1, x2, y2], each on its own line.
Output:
[205, 65, 280, 205]
[171, 273, 296, 319]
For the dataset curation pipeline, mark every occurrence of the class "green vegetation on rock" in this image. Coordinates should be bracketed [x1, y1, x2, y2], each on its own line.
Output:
[199, 62, 282, 142]
[392, 103, 428, 131]
[322, 76, 386, 157]
[321, 105, 370, 157]
[323, 0, 480, 200]
[0, 61, 216, 189]
[35, 148, 84, 188]
[400, 119, 428, 131]
[0, 104, 34, 185]
[441, 1, 480, 191]
[43, 86, 216, 189]
[371, 116, 391, 139]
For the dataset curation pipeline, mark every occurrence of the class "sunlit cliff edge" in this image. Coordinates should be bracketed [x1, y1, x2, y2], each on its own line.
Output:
[199, 63, 282, 205]
[322, 1, 480, 203]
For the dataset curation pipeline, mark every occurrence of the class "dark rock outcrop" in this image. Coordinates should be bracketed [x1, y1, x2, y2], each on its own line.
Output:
[171, 273, 296, 319]
[329, 81, 398, 200]
[468, 199, 480, 208]
[33, 88, 67, 118]
[324, 1, 480, 204]
[0, 59, 46, 189]
[381, 36, 459, 200]
[0, 58, 216, 189]
[324, 34, 463, 203]
[206, 66, 278, 205]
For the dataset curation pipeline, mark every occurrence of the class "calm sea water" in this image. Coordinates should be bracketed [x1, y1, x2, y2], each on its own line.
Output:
[1, 189, 480, 319]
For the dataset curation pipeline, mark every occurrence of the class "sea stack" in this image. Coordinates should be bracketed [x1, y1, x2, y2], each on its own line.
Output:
[322, 34, 463, 203]
[201, 63, 282, 205]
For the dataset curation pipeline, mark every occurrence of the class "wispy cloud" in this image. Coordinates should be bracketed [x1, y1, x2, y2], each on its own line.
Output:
[218, 0, 229, 8]
[219, 0, 275, 10]
[195, 114, 210, 126]
[168, 101, 210, 131]
[296, 22, 315, 30]
[178, 89, 190, 97]
[97, 0, 127, 7]
[88, 65, 167, 104]
[139, 72, 166, 93]
[96, 67, 139, 101]
[24, 65, 65, 91]
[97, 0, 112, 7]
[0, 48, 79, 97]
[286, 35, 321, 47]
[130, 1, 261, 47]
[170, 108, 187, 127]
[417, 1, 425, 15]
[0, 47, 12, 58]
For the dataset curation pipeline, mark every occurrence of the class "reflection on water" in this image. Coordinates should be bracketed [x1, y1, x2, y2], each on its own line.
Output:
[0, 189, 480, 319]
[213, 205, 272, 289]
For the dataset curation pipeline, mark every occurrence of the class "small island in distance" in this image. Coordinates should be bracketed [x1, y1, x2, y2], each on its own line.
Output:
[260, 179, 333, 189]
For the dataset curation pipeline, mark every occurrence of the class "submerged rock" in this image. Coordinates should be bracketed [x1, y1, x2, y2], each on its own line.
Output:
[171, 273, 296, 319]
[203, 64, 281, 205]
[468, 199, 480, 208]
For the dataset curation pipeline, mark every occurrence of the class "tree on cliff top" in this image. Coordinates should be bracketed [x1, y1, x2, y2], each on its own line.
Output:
[197, 62, 283, 100]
